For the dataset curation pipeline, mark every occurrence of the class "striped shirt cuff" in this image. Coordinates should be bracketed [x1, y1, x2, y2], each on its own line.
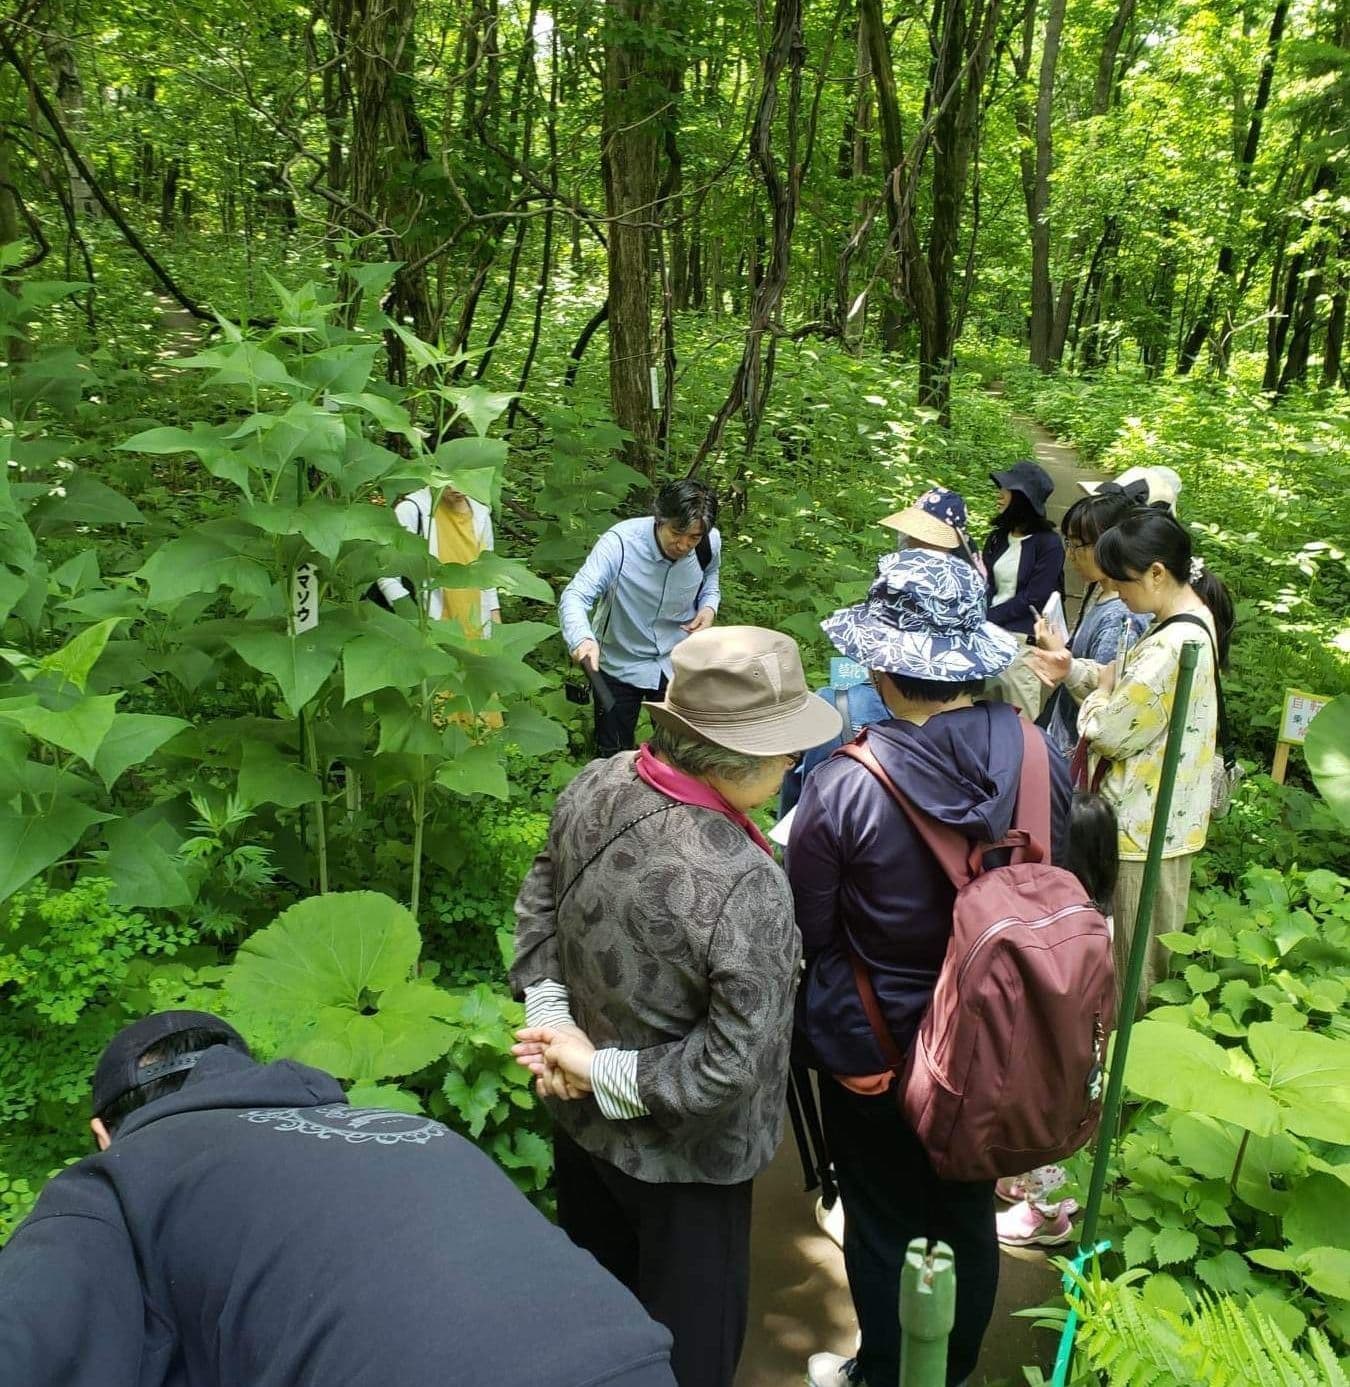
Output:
[523, 979, 577, 1029]
[590, 1048, 647, 1120]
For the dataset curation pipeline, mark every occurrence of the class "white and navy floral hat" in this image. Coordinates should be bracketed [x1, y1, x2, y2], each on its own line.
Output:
[821, 550, 1021, 680]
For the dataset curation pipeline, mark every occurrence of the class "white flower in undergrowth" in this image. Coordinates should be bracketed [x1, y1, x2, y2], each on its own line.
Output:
[47, 484, 66, 497]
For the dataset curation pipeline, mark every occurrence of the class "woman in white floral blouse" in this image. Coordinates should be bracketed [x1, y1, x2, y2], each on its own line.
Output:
[1030, 509, 1234, 1008]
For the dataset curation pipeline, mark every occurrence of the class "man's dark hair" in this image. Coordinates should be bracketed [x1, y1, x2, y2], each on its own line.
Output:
[653, 479, 718, 533]
[97, 1026, 244, 1138]
[880, 672, 986, 703]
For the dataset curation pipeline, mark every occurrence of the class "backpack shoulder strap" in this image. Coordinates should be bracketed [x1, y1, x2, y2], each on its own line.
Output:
[1011, 718, 1053, 861]
[835, 737, 973, 890]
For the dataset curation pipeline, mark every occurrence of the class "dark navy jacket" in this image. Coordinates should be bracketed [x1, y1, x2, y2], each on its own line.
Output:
[982, 528, 1065, 635]
[788, 702, 1070, 1076]
[0, 1048, 675, 1387]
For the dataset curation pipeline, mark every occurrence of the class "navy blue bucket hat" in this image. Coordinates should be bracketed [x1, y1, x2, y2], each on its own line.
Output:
[991, 460, 1055, 516]
[821, 550, 1020, 681]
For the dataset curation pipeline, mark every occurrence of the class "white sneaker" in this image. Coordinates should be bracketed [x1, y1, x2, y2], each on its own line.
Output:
[814, 1195, 845, 1249]
[806, 1352, 864, 1386]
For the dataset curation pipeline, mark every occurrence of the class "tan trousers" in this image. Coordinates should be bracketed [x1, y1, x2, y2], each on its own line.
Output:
[1112, 854, 1195, 1016]
[994, 646, 1045, 720]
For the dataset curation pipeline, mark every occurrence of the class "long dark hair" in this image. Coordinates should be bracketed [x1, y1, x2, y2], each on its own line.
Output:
[1095, 509, 1235, 666]
[992, 489, 1054, 536]
[1066, 792, 1119, 913]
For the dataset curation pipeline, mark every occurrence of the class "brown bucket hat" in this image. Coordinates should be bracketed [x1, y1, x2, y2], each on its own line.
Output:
[645, 626, 842, 756]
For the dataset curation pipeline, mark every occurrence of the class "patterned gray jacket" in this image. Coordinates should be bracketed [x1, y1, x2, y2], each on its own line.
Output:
[511, 752, 799, 1185]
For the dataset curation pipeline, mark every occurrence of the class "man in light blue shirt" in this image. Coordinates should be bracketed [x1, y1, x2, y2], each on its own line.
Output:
[560, 480, 722, 755]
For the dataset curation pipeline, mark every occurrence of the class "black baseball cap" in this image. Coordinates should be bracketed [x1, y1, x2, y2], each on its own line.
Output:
[91, 1010, 249, 1118]
[990, 460, 1055, 516]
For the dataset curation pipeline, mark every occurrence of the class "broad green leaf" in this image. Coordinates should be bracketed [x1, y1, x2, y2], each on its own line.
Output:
[435, 745, 510, 800]
[237, 740, 321, 809]
[228, 628, 344, 717]
[227, 892, 456, 1080]
[0, 693, 120, 767]
[1298, 1247, 1350, 1301]
[1249, 1021, 1350, 1144]
[1283, 1173, 1350, 1258]
[500, 703, 569, 757]
[344, 1082, 425, 1114]
[442, 1069, 502, 1138]
[440, 384, 516, 436]
[118, 422, 230, 455]
[1123, 1020, 1282, 1134]
[104, 834, 195, 910]
[1122, 1225, 1155, 1267]
[327, 391, 414, 437]
[180, 342, 300, 391]
[0, 799, 107, 901]
[1195, 1251, 1256, 1295]
[37, 617, 120, 691]
[434, 552, 553, 603]
[1152, 1226, 1198, 1267]
[138, 534, 272, 607]
[343, 630, 456, 703]
[1306, 695, 1350, 828]
[92, 713, 189, 789]
[27, 473, 144, 529]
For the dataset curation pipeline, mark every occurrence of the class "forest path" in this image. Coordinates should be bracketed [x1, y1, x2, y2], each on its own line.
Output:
[736, 415, 1103, 1387]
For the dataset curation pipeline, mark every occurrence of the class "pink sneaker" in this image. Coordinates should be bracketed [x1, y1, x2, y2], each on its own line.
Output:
[996, 1197, 1079, 1247]
[995, 1164, 1067, 1205]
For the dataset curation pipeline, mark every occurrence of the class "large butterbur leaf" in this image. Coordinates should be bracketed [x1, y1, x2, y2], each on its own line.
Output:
[1248, 1021, 1350, 1144]
[1306, 694, 1350, 829]
[225, 892, 455, 1080]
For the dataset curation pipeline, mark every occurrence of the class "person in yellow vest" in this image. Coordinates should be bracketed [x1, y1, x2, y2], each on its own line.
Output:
[377, 485, 501, 637]
[377, 486, 502, 727]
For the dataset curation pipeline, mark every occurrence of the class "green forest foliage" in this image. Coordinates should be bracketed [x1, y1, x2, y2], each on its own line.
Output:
[1, 0, 1348, 1373]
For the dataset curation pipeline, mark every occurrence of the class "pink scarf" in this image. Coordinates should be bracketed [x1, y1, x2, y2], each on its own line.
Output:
[635, 744, 774, 857]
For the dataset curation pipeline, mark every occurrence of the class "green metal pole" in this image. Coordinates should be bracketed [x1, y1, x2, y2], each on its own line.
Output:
[1077, 641, 1199, 1252]
[899, 1237, 956, 1387]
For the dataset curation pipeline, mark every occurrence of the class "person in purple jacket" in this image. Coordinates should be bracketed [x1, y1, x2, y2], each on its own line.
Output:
[788, 551, 1071, 1387]
[982, 460, 1065, 718]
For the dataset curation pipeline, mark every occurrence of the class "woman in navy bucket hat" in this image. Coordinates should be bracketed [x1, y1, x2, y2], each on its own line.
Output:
[791, 550, 1071, 1387]
[982, 461, 1065, 717]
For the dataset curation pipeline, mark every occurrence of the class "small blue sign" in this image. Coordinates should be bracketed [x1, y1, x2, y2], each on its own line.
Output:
[830, 657, 869, 689]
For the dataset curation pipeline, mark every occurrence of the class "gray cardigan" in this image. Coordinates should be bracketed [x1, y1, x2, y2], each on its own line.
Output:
[511, 753, 799, 1185]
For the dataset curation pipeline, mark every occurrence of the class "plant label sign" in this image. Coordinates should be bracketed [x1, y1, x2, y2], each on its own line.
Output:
[1271, 687, 1331, 783]
[1280, 689, 1329, 745]
[830, 657, 869, 689]
[290, 564, 319, 635]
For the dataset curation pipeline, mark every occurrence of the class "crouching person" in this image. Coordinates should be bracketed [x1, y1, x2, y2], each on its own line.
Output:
[511, 627, 841, 1387]
[789, 552, 1071, 1387]
[0, 1011, 677, 1387]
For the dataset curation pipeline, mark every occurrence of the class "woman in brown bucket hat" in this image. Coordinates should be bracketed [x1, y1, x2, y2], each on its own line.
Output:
[510, 626, 840, 1387]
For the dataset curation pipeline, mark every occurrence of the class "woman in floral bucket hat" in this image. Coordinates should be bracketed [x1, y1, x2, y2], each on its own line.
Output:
[789, 550, 1071, 1387]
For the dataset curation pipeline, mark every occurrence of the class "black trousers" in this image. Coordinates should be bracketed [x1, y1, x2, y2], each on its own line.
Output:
[820, 1081, 998, 1387]
[553, 1131, 753, 1387]
[593, 671, 667, 757]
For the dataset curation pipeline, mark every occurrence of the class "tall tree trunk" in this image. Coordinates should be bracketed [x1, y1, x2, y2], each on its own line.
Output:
[1015, 0, 1068, 370]
[1141, 207, 1179, 376]
[864, 0, 1001, 423]
[1177, 0, 1290, 375]
[1048, 0, 1135, 363]
[601, 0, 670, 475]
[40, 5, 96, 218]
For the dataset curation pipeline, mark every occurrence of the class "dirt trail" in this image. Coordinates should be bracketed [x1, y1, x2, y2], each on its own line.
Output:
[736, 416, 1103, 1387]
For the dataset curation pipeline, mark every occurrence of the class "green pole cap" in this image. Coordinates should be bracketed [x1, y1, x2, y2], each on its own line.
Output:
[900, 1236, 957, 1342]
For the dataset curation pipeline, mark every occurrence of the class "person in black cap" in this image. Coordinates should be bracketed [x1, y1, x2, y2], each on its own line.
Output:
[982, 460, 1065, 717]
[0, 1010, 676, 1387]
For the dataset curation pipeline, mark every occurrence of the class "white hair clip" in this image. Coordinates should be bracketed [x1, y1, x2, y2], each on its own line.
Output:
[1189, 555, 1205, 581]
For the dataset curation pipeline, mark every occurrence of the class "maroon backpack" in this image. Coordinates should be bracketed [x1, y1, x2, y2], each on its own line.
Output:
[837, 719, 1115, 1182]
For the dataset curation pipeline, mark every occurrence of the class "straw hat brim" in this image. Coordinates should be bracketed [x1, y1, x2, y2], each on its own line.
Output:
[644, 689, 843, 757]
[878, 508, 961, 549]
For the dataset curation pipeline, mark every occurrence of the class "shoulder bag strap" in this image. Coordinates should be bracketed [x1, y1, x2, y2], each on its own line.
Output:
[835, 737, 974, 891]
[555, 801, 675, 910]
[1156, 612, 1234, 762]
[1010, 719, 1052, 860]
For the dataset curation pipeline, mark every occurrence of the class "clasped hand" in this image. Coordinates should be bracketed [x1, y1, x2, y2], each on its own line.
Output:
[512, 1024, 597, 1102]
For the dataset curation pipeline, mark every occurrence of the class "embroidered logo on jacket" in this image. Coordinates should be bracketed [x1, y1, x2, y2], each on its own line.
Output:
[240, 1105, 447, 1145]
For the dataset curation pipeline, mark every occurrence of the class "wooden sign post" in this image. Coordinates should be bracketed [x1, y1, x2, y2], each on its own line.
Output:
[1272, 688, 1331, 784]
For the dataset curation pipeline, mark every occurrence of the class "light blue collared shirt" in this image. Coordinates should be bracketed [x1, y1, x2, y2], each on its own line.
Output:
[558, 517, 722, 688]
